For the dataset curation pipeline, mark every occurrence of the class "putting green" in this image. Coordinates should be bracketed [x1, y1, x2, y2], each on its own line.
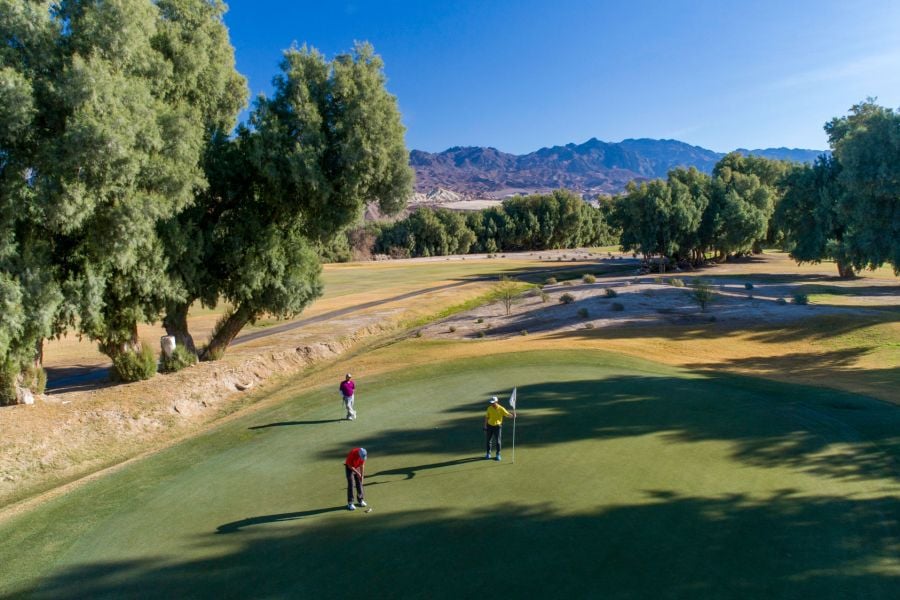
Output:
[2, 349, 898, 599]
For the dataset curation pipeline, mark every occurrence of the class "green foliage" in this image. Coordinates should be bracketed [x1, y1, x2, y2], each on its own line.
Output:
[793, 293, 809, 305]
[744, 282, 754, 290]
[605, 288, 618, 298]
[668, 278, 685, 287]
[111, 343, 157, 383]
[577, 308, 589, 318]
[540, 291, 550, 303]
[559, 293, 576, 305]
[582, 274, 596, 284]
[495, 276, 520, 316]
[545, 277, 557, 285]
[160, 345, 197, 374]
[476, 330, 486, 338]
[691, 281, 715, 311]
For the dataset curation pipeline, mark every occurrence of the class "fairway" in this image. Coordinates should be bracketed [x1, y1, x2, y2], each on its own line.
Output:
[2, 349, 898, 599]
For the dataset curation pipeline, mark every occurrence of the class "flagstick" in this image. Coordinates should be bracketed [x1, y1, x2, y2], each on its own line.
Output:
[512, 412, 517, 464]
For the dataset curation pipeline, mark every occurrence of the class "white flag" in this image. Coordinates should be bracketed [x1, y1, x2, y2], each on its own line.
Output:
[509, 387, 517, 409]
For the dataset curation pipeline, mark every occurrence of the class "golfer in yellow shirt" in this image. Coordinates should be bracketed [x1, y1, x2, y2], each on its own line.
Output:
[484, 396, 515, 461]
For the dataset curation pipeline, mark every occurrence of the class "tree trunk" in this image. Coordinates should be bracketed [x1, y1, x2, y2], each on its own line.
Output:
[201, 304, 254, 361]
[164, 302, 197, 355]
[836, 261, 856, 279]
[98, 323, 140, 362]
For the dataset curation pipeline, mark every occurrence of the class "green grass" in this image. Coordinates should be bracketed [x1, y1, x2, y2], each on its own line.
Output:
[1, 349, 898, 598]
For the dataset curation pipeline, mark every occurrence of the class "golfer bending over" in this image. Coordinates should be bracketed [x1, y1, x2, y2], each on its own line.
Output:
[484, 396, 515, 461]
[340, 373, 356, 420]
[344, 447, 367, 511]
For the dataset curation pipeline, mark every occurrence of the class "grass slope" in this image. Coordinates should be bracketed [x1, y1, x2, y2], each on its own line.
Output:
[1, 349, 898, 599]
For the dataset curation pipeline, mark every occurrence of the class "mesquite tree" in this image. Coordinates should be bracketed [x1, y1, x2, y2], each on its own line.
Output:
[163, 43, 413, 360]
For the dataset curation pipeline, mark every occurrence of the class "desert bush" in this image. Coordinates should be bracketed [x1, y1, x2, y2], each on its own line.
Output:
[776, 297, 787, 305]
[604, 288, 618, 298]
[559, 293, 576, 305]
[691, 281, 715, 311]
[562, 280, 574, 286]
[160, 345, 197, 373]
[540, 291, 550, 303]
[520, 329, 528, 336]
[610, 302, 625, 311]
[584, 322, 595, 329]
[793, 293, 809, 305]
[477, 331, 486, 338]
[744, 282, 754, 290]
[414, 330, 423, 337]
[448, 325, 457, 333]
[577, 308, 589, 318]
[545, 277, 557, 285]
[475, 318, 484, 324]
[111, 343, 157, 382]
[582, 274, 596, 284]
[668, 278, 685, 287]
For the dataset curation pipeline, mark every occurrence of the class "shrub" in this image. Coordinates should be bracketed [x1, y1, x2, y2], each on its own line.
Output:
[604, 288, 618, 298]
[475, 318, 484, 324]
[540, 291, 550, 303]
[610, 302, 625, 311]
[0, 364, 48, 405]
[545, 277, 557, 285]
[563, 280, 574, 286]
[559, 293, 576, 305]
[691, 281, 715, 312]
[448, 325, 456, 333]
[668, 278, 685, 287]
[776, 297, 787, 305]
[744, 282, 754, 290]
[582, 274, 596, 284]
[112, 343, 157, 382]
[414, 330, 423, 337]
[160, 345, 197, 373]
[577, 308, 589, 318]
[584, 322, 595, 329]
[477, 331, 486, 338]
[520, 329, 528, 336]
[793, 293, 809, 305]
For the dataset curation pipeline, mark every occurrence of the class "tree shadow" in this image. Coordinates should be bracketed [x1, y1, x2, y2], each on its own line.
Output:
[216, 507, 347, 534]
[248, 419, 344, 429]
[369, 457, 485, 481]
[318, 375, 900, 484]
[12, 493, 899, 599]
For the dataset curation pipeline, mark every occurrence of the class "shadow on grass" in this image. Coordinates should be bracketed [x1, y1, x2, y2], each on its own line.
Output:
[13, 493, 899, 599]
[319, 375, 900, 485]
[369, 457, 485, 481]
[248, 419, 344, 429]
[216, 507, 347, 533]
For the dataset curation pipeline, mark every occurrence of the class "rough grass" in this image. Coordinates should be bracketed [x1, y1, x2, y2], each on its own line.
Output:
[1, 349, 897, 599]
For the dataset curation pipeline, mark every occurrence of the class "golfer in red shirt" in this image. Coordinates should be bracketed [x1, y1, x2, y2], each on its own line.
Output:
[344, 447, 367, 511]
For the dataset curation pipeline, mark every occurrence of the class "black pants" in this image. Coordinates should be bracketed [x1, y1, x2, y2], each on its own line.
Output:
[345, 465, 364, 503]
[485, 424, 502, 454]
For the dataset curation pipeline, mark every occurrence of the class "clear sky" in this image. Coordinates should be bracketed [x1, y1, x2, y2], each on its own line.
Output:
[224, 0, 900, 154]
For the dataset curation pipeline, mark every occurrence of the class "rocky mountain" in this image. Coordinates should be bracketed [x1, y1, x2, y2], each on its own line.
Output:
[410, 138, 825, 197]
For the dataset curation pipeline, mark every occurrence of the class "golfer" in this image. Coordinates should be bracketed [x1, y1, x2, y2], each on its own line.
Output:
[484, 396, 515, 461]
[344, 447, 368, 511]
[339, 373, 356, 420]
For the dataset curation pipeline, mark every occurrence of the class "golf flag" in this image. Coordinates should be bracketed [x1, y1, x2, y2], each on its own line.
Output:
[509, 387, 517, 409]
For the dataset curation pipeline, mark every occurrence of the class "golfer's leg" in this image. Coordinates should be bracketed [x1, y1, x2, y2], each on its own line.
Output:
[496, 427, 502, 454]
[348, 395, 356, 419]
[355, 473, 364, 502]
[485, 427, 493, 454]
[345, 466, 354, 503]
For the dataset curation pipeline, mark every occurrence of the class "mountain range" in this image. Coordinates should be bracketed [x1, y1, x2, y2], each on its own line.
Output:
[409, 138, 825, 197]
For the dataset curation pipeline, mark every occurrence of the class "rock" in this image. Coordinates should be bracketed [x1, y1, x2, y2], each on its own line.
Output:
[16, 386, 34, 405]
[160, 335, 176, 358]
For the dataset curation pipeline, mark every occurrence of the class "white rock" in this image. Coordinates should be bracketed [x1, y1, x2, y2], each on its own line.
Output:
[160, 335, 176, 358]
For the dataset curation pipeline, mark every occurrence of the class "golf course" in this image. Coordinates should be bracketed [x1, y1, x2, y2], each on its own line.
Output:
[2, 342, 898, 598]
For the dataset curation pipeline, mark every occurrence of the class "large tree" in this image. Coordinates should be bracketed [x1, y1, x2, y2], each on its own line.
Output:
[163, 43, 413, 360]
[825, 100, 900, 274]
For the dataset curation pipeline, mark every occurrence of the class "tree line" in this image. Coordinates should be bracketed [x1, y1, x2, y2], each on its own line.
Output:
[0, 0, 411, 402]
[611, 99, 900, 279]
[361, 190, 616, 259]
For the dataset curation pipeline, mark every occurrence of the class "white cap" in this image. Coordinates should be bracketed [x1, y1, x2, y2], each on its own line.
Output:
[489, 396, 498, 404]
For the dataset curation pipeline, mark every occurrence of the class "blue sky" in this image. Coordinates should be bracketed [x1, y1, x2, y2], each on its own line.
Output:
[225, 0, 900, 154]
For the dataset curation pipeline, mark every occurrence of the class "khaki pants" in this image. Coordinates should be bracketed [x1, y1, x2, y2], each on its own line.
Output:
[343, 394, 356, 420]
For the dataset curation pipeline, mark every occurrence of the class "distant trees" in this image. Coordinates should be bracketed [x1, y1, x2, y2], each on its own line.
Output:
[775, 100, 900, 277]
[374, 190, 616, 258]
